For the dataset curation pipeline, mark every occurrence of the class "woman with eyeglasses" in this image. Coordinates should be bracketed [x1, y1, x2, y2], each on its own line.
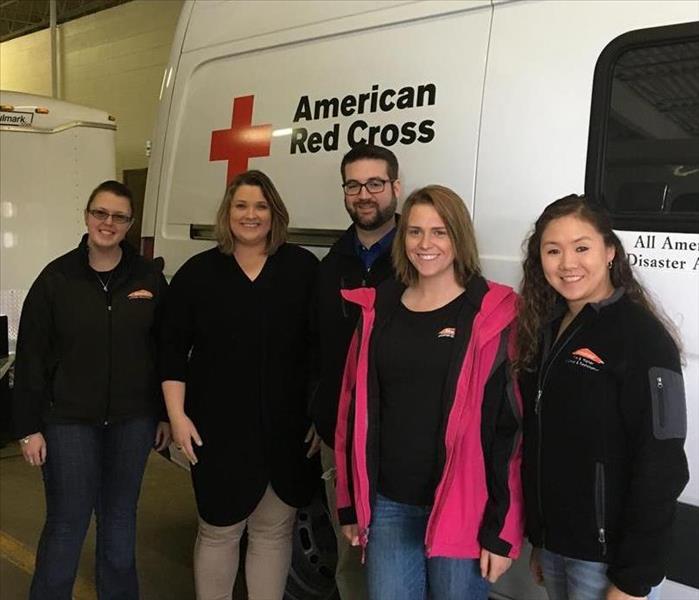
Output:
[335, 185, 524, 600]
[159, 170, 319, 600]
[13, 180, 170, 599]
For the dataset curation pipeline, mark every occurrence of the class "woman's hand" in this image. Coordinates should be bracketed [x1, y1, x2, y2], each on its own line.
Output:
[480, 548, 512, 583]
[606, 585, 646, 600]
[170, 414, 202, 466]
[20, 433, 46, 467]
[529, 546, 544, 585]
[153, 421, 171, 451]
[304, 424, 321, 458]
[341, 524, 360, 546]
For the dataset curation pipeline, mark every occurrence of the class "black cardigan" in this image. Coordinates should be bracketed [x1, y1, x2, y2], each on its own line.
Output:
[159, 243, 320, 525]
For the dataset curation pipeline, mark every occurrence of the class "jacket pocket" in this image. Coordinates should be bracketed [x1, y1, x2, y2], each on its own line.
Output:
[649, 367, 686, 440]
[594, 462, 607, 556]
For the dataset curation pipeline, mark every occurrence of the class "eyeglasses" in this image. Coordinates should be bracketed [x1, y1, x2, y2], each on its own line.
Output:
[341, 178, 394, 196]
[87, 208, 133, 225]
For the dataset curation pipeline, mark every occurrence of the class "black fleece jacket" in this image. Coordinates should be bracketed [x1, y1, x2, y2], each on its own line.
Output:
[309, 223, 396, 447]
[520, 290, 688, 597]
[13, 236, 167, 438]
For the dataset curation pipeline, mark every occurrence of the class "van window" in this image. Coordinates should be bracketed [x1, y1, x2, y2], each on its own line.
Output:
[586, 23, 699, 233]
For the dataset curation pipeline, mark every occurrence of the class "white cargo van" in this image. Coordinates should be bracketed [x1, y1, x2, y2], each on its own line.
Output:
[0, 91, 116, 350]
[142, 2, 698, 598]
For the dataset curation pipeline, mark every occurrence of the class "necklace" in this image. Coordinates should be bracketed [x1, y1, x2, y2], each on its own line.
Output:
[95, 269, 114, 292]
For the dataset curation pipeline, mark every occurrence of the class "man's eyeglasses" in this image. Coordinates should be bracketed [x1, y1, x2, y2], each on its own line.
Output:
[87, 208, 133, 225]
[342, 178, 394, 196]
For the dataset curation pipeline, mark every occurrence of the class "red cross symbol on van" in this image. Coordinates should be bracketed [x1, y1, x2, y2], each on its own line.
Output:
[209, 95, 272, 184]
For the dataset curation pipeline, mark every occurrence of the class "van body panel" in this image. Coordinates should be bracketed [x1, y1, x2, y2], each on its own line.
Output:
[182, 1, 490, 54]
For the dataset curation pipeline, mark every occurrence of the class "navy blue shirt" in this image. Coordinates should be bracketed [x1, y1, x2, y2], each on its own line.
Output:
[354, 227, 396, 271]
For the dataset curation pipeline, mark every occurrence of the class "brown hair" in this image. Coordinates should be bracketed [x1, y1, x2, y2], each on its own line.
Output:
[214, 170, 289, 255]
[392, 185, 481, 288]
[86, 180, 134, 214]
[516, 194, 680, 371]
[340, 143, 399, 182]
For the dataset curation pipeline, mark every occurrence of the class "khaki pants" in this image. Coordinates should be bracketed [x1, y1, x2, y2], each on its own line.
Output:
[194, 484, 296, 600]
[321, 441, 368, 600]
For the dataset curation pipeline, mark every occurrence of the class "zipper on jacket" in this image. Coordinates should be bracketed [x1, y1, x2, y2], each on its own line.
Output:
[104, 288, 113, 425]
[534, 389, 542, 416]
[656, 376, 665, 428]
[594, 462, 607, 556]
[534, 322, 582, 547]
[425, 297, 505, 553]
[534, 387, 544, 546]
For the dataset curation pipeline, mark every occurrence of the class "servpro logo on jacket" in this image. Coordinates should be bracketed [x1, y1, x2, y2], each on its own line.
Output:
[567, 347, 605, 372]
[128, 289, 154, 300]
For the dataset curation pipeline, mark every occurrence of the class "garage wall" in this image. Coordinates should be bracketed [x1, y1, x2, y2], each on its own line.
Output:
[0, 0, 184, 178]
[0, 29, 52, 96]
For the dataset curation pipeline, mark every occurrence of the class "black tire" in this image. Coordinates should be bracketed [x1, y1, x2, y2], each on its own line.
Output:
[285, 489, 339, 600]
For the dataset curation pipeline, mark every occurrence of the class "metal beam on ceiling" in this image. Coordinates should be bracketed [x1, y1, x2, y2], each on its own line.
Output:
[0, 0, 133, 43]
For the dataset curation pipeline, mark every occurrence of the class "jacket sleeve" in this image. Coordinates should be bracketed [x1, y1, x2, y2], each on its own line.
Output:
[152, 270, 170, 420]
[158, 264, 195, 383]
[334, 328, 360, 526]
[12, 270, 54, 439]
[607, 328, 689, 597]
[478, 327, 525, 558]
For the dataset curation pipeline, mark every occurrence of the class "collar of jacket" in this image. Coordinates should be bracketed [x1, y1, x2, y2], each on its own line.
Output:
[540, 287, 626, 364]
[78, 233, 137, 277]
[544, 287, 626, 325]
[330, 214, 400, 258]
[341, 273, 506, 314]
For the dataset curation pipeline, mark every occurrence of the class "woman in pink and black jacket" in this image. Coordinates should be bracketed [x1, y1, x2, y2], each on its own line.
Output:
[334, 185, 524, 600]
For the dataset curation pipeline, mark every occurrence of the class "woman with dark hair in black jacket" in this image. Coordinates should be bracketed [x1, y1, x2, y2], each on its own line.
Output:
[516, 195, 688, 600]
[14, 180, 169, 600]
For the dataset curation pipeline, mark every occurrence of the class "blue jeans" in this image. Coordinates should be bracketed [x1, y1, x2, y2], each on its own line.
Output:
[366, 494, 490, 600]
[30, 416, 156, 600]
[539, 548, 662, 600]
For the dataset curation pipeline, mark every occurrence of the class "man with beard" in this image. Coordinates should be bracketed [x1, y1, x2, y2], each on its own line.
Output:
[308, 144, 400, 600]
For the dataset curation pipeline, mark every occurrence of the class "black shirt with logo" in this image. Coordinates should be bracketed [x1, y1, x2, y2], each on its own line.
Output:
[375, 292, 465, 506]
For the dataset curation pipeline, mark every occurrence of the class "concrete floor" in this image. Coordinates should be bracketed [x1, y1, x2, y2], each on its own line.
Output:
[0, 441, 248, 599]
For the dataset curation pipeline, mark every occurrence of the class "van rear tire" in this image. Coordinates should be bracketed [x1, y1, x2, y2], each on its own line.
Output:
[285, 489, 339, 600]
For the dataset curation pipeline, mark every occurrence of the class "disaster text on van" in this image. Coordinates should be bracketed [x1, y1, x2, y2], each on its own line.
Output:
[628, 234, 699, 271]
[290, 83, 436, 153]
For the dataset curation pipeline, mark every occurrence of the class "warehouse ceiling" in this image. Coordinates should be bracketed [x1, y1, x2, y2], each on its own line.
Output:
[0, 0, 133, 43]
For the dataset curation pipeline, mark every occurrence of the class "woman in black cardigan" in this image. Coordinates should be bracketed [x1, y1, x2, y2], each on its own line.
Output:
[160, 170, 319, 600]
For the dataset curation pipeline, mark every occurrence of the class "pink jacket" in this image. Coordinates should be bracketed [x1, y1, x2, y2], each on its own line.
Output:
[335, 280, 524, 559]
